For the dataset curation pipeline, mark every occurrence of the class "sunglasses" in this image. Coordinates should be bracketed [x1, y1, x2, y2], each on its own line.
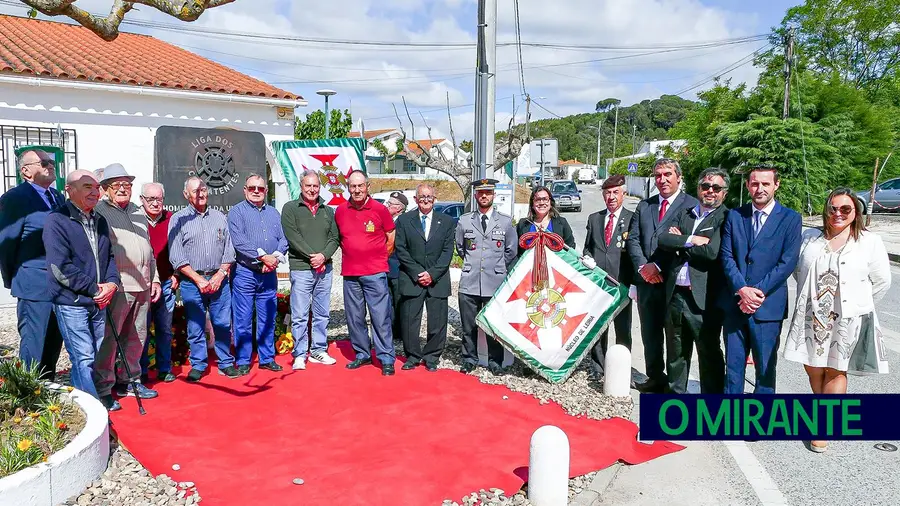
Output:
[246, 185, 266, 193]
[829, 205, 855, 215]
[699, 183, 725, 192]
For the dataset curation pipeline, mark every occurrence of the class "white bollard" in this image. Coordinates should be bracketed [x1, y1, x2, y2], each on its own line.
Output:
[528, 425, 570, 506]
[603, 344, 632, 397]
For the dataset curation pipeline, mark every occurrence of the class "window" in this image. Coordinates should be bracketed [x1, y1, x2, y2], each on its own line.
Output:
[1, 125, 78, 194]
[879, 179, 900, 191]
[551, 181, 576, 192]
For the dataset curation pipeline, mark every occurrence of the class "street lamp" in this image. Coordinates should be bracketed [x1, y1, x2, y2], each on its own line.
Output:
[316, 89, 337, 139]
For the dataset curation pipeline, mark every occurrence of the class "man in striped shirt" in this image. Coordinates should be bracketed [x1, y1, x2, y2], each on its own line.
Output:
[168, 176, 239, 381]
[93, 163, 160, 402]
[227, 174, 288, 375]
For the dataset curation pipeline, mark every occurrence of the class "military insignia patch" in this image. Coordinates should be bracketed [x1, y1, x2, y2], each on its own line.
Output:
[365, 220, 375, 232]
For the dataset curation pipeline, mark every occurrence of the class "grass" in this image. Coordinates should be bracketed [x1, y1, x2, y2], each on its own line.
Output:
[0, 359, 85, 478]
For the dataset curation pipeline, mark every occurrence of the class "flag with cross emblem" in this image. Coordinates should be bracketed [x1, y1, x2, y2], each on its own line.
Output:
[475, 228, 629, 383]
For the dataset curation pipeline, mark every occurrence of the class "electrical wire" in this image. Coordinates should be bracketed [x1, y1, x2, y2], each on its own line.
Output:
[513, 0, 527, 97]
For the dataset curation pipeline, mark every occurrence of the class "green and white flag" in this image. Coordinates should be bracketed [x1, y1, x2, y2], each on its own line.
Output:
[476, 234, 629, 383]
[270, 138, 367, 206]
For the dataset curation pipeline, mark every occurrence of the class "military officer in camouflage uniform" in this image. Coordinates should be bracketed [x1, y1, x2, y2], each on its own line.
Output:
[456, 179, 518, 374]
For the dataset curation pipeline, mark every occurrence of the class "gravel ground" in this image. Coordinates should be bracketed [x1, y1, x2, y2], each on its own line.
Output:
[0, 251, 633, 505]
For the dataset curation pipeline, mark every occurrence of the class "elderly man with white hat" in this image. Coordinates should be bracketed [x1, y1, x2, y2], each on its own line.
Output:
[94, 163, 161, 405]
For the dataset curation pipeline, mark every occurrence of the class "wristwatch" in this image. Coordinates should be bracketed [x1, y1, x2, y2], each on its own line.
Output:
[218, 268, 229, 276]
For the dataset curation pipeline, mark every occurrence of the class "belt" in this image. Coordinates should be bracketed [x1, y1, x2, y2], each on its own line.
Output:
[675, 284, 692, 292]
[183, 269, 219, 277]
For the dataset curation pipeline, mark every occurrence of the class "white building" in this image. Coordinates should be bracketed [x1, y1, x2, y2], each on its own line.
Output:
[0, 14, 306, 305]
[604, 139, 688, 167]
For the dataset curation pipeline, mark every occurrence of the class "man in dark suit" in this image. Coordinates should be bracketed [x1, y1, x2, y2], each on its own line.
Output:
[0, 149, 65, 380]
[720, 166, 801, 395]
[394, 183, 456, 371]
[626, 158, 699, 393]
[583, 174, 634, 381]
[385, 191, 408, 343]
[657, 168, 730, 394]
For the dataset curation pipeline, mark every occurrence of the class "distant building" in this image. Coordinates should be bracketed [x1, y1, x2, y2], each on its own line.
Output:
[347, 128, 465, 181]
[604, 139, 688, 167]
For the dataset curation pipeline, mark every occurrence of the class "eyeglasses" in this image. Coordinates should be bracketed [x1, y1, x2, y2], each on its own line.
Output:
[417, 195, 435, 202]
[141, 196, 162, 203]
[830, 205, 855, 215]
[26, 160, 54, 168]
[107, 182, 132, 190]
[533, 197, 551, 203]
[245, 185, 267, 193]
[699, 183, 725, 192]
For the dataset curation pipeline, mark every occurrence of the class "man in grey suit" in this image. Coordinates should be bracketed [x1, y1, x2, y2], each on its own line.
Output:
[583, 175, 634, 381]
[456, 178, 518, 375]
[626, 158, 699, 393]
[657, 168, 729, 394]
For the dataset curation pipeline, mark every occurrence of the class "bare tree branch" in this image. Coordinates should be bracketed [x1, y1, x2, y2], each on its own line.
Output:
[19, 0, 234, 41]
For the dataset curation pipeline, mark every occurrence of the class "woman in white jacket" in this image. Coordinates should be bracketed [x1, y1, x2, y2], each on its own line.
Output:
[784, 188, 892, 453]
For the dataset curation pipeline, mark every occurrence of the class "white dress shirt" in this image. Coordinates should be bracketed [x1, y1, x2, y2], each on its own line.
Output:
[659, 189, 681, 220]
[477, 206, 494, 229]
[752, 199, 777, 233]
[419, 210, 433, 240]
[675, 205, 714, 287]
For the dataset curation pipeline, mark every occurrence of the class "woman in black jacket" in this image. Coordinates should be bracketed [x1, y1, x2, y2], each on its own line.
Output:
[516, 185, 576, 257]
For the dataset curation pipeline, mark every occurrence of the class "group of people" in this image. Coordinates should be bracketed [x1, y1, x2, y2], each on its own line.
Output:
[584, 160, 891, 452]
[1, 150, 892, 452]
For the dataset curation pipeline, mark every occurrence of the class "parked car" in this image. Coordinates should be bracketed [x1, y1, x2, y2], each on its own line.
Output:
[548, 180, 582, 212]
[433, 201, 465, 223]
[856, 177, 900, 214]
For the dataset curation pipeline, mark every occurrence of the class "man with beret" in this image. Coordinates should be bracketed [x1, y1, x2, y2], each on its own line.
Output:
[385, 191, 409, 342]
[583, 174, 635, 381]
[455, 178, 518, 374]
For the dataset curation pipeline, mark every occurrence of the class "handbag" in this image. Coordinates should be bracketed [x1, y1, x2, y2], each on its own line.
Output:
[847, 312, 890, 375]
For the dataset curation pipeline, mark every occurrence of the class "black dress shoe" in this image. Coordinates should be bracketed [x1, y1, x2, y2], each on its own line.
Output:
[488, 362, 503, 375]
[259, 362, 283, 372]
[382, 365, 395, 376]
[346, 358, 372, 370]
[425, 363, 438, 372]
[237, 364, 251, 376]
[402, 360, 420, 370]
[186, 368, 204, 383]
[461, 362, 477, 373]
[634, 378, 667, 393]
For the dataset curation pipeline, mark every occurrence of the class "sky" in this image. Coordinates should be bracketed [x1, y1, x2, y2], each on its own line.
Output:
[0, 0, 803, 142]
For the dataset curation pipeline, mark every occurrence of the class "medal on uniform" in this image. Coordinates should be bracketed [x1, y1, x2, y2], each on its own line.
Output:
[365, 220, 375, 232]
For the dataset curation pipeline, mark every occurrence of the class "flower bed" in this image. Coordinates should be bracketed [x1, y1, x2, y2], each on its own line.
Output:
[0, 359, 85, 478]
[143, 290, 296, 371]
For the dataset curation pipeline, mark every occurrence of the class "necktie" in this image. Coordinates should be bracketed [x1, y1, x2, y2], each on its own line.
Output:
[754, 210, 762, 237]
[481, 214, 488, 233]
[45, 189, 56, 209]
[421, 214, 427, 235]
[604, 213, 615, 246]
[658, 198, 668, 222]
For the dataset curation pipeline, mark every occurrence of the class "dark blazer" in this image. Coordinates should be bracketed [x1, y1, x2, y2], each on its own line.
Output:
[583, 208, 634, 286]
[387, 218, 401, 279]
[0, 182, 65, 301]
[394, 209, 456, 298]
[44, 202, 120, 307]
[719, 201, 802, 322]
[657, 205, 728, 310]
[626, 191, 699, 283]
[516, 216, 577, 258]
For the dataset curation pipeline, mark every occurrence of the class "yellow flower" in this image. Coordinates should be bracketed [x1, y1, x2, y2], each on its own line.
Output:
[13, 416, 22, 424]
[17, 439, 32, 452]
[28, 412, 39, 419]
[66, 386, 74, 392]
[48, 405, 60, 413]
[33, 388, 41, 395]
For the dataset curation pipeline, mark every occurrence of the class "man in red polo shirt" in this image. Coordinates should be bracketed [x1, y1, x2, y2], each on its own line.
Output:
[335, 170, 397, 376]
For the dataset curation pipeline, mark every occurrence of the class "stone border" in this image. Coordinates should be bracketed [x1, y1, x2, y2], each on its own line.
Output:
[0, 386, 110, 506]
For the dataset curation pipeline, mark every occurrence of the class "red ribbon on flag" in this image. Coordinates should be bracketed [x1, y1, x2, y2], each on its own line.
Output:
[518, 228, 565, 290]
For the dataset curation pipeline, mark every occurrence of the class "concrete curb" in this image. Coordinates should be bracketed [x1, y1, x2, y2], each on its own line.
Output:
[0, 385, 110, 506]
[571, 462, 624, 506]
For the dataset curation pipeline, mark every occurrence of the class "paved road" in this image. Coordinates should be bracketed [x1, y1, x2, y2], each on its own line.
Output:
[567, 183, 900, 506]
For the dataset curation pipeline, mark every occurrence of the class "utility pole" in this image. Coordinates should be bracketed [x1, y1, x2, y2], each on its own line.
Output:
[612, 104, 619, 160]
[782, 27, 795, 120]
[595, 119, 602, 179]
[473, 0, 489, 181]
[631, 124, 637, 156]
[485, 0, 497, 179]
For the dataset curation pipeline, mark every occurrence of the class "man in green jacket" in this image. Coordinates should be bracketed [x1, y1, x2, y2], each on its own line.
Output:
[281, 170, 341, 371]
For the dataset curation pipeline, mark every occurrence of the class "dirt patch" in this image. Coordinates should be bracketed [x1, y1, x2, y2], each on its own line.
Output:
[369, 178, 532, 203]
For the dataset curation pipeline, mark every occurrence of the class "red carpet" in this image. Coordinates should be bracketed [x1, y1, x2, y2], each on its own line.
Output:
[110, 341, 682, 505]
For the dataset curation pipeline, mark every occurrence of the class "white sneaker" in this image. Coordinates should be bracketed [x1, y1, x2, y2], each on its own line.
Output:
[292, 356, 306, 370]
[308, 352, 337, 365]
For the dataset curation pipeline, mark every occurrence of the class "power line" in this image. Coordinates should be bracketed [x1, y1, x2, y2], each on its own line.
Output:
[513, 0, 527, 97]
[531, 100, 564, 119]
[671, 44, 771, 96]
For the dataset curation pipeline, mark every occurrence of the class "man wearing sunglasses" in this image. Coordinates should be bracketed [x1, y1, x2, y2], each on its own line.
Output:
[0, 150, 65, 381]
[227, 174, 288, 375]
[657, 168, 730, 394]
[94, 163, 161, 403]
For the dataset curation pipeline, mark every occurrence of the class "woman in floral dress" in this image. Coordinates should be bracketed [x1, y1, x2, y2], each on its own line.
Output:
[784, 188, 891, 453]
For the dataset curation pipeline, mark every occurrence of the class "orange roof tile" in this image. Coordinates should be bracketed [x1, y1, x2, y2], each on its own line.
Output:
[347, 128, 398, 139]
[405, 138, 446, 156]
[0, 14, 299, 100]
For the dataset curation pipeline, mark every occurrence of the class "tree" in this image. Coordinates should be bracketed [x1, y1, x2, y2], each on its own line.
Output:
[18, 0, 235, 41]
[459, 140, 473, 153]
[294, 109, 353, 140]
[595, 98, 621, 113]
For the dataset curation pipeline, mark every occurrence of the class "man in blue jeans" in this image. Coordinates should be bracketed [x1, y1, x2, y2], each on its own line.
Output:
[334, 171, 397, 376]
[168, 176, 239, 382]
[228, 174, 289, 374]
[281, 170, 340, 371]
[140, 182, 177, 383]
[43, 170, 121, 410]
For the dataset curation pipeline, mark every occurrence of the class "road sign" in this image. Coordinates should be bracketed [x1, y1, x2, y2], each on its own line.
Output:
[627, 162, 638, 173]
[494, 183, 514, 218]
